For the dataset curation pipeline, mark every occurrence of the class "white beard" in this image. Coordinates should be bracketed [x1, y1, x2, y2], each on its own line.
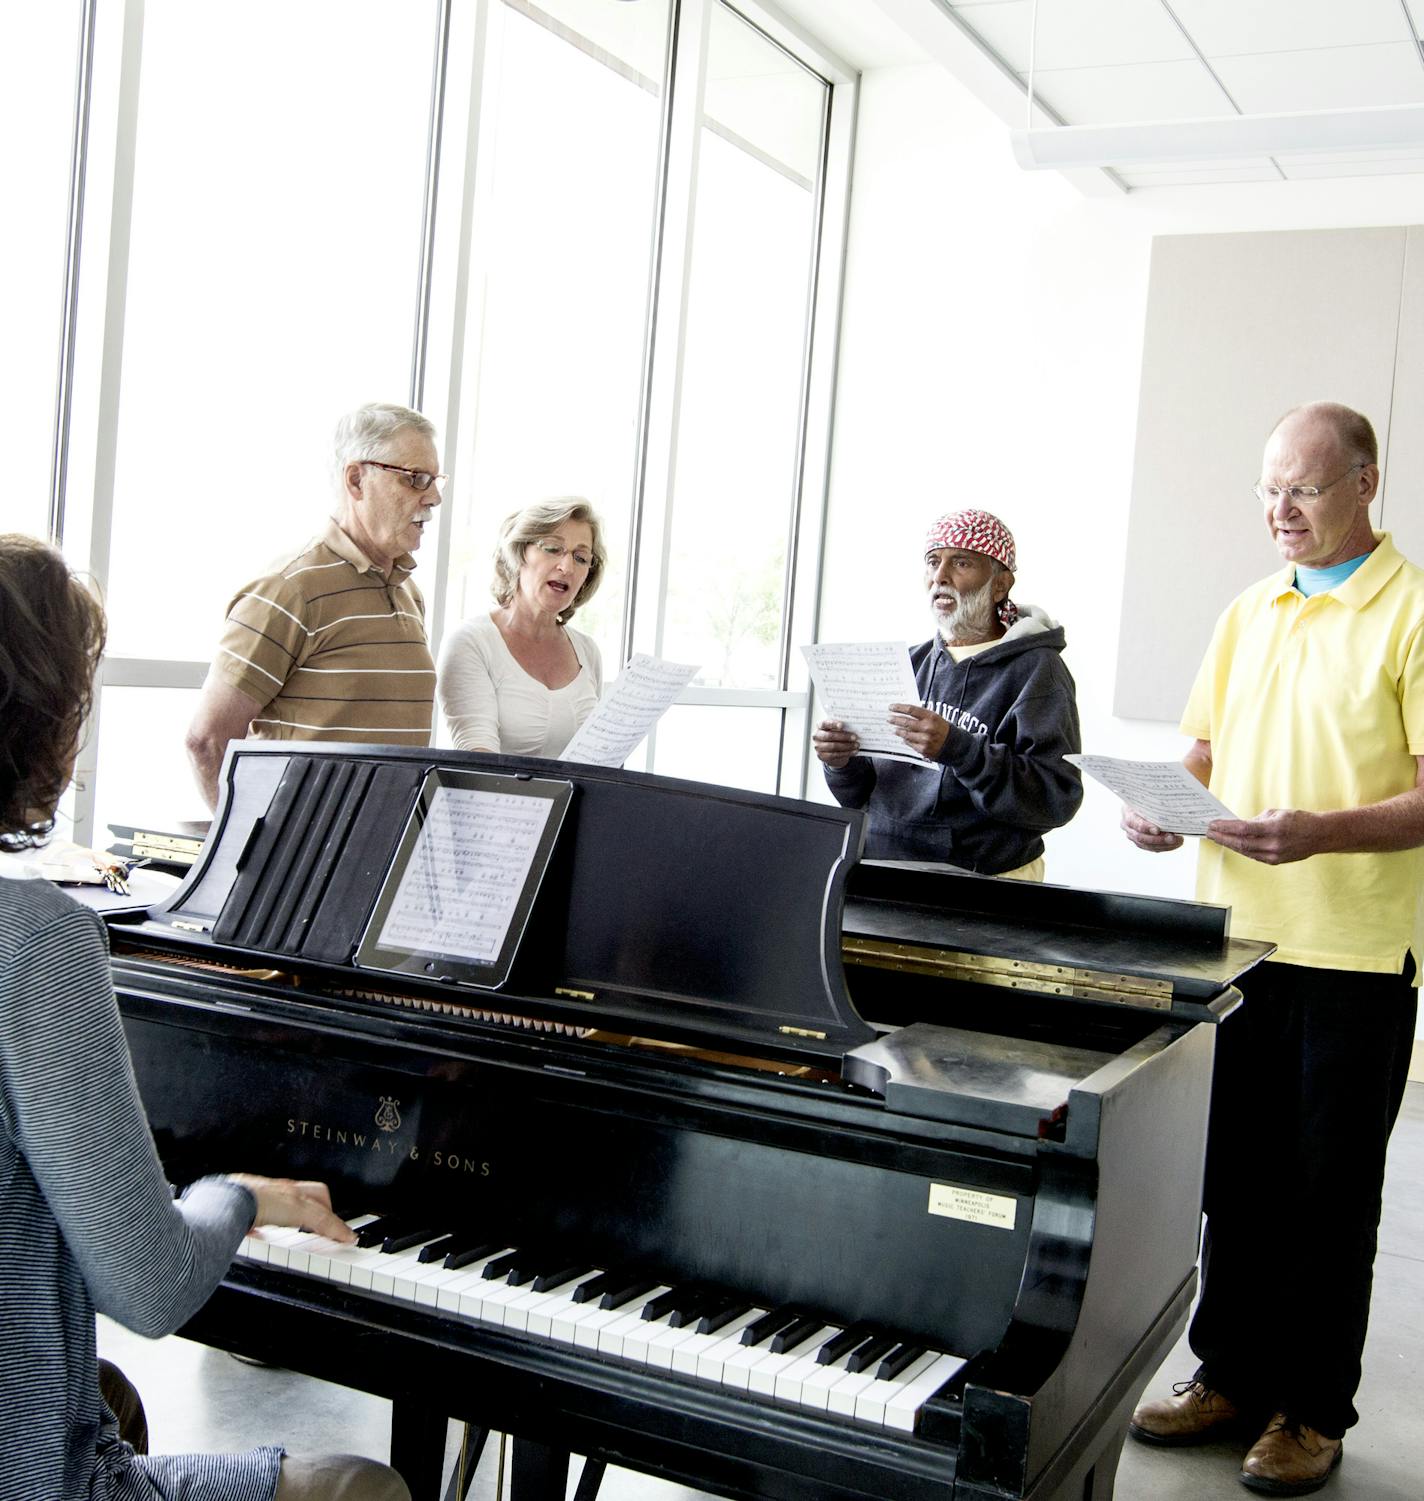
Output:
[933, 575, 999, 644]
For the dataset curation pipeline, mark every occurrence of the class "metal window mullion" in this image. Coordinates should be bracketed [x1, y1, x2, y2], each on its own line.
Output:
[71, 0, 146, 846]
[414, 0, 489, 658]
[409, 0, 453, 412]
[625, 0, 710, 674]
[47, 0, 98, 548]
[781, 74, 857, 799]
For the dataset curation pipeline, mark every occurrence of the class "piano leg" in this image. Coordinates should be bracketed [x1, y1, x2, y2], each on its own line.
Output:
[571, 1457, 606, 1501]
[509, 1438, 569, 1501]
[390, 1398, 449, 1501]
[441, 1425, 489, 1501]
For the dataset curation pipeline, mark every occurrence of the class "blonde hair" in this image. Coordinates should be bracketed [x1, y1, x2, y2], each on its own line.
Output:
[492, 498, 606, 624]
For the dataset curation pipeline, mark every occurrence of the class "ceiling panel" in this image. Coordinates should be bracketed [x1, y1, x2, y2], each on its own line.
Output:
[1282, 151, 1424, 180]
[949, 0, 1194, 74]
[1022, 58, 1230, 126]
[1167, 0, 1415, 58]
[1115, 162, 1283, 189]
[1213, 41, 1424, 114]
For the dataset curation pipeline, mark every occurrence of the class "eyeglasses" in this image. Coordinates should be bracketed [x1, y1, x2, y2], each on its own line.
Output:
[1252, 463, 1364, 506]
[532, 539, 595, 569]
[362, 460, 446, 494]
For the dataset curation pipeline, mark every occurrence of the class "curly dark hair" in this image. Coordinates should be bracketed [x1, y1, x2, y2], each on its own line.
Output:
[0, 535, 106, 849]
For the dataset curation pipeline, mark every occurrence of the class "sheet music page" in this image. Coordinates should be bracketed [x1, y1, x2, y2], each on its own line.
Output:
[1066, 754, 1236, 836]
[561, 653, 699, 767]
[378, 786, 553, 960]
[802, 641, 926, 762]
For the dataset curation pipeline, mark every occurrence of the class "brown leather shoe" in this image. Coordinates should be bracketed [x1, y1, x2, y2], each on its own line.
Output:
[1240, 1414, 1342, 1495]
[1129, 1380, 1247, 1446]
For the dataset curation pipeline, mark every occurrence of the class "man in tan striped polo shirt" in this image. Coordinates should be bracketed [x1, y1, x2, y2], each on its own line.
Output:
[185, 402, 442, 810]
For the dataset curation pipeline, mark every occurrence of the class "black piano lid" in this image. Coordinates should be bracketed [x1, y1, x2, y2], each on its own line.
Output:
[132, 743, 879, 1066]
[844, 859, 1274, 1009]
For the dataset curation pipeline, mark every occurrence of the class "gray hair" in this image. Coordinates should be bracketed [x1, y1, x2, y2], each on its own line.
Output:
[492, 498, 607, 624]
[332, 402, 438, 486]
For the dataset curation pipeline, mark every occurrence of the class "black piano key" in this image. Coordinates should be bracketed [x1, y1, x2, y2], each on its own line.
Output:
[846, 1334, 898, 1374]
[571, 1268, 624, 1305]
[598, 1276, 659, 1311]
[877, 1343, 928, 1382]
[667, 1288, 720, 1329]
[381, 1226, 443, 1255]
[740, 1306, 803, 1348]
[816, 1323, 876, 1366]
[417, 1236, 458, 1264]
[697, 1298, 755, 1336]
[444, 1240, 503, 1271]
[480, 1250, 521, 1281]
[641, 1285, 704, 1323]
[501, 1249, 546, 1287]
[355, 1218, 396, 1249]
[532, 1263, 594, 1295]
[769, 1314, 824, 1355]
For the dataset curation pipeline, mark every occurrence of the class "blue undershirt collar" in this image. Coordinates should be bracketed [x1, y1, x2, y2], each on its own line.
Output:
[1294, 552, 1371, 597]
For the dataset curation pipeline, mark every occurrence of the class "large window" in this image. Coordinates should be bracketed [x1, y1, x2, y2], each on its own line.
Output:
[0, 2, 85, 541]
[37, 0, 853, 841]
[441, 0, 671, 674]
[660, 4, 828, 693]
[103, 0, 437, 663]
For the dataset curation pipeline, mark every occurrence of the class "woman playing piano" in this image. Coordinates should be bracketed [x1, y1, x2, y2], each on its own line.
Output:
[0, 535, 408, 1501]
[438, 498, 607, 757]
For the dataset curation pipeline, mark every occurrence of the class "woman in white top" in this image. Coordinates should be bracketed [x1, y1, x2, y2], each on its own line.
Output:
[438, 498, 606, 757]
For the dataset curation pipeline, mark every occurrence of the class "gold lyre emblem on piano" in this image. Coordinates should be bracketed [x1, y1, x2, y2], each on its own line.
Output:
[374, 1097, 402, 1133]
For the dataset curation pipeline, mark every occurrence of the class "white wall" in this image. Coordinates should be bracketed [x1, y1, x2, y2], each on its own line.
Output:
[818, 61, 1424, 908]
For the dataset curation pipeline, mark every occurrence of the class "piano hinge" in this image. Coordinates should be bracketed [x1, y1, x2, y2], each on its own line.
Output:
[840, 937, 1174, 1009]
[554, 987, 596, 1001]
[779, 1025, 828, 1039]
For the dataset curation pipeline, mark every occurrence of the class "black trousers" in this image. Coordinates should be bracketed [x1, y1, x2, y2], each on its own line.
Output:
[1190, 958, 1417, 1437]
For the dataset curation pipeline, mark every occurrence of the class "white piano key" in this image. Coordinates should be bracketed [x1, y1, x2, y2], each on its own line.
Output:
[793, 1351, 855, 1411]
[854, 1350, 940, 1425]
[883, 1352, 968, 1433]
[644, 1321, 705, 1370]
[717, 1339, 778, 1392]
[825, 1367, 882, 1417]
[693, 1316, 771, 1383]
[368, 1239, 446, 1297]
[434, 1248, 518, 1309]
[748, 1325, 838, 1396]
[524, 1272, 606, 1338]
[618, 1311, 683, 1365]
[773, 1337, 845, 1405]
[596, 1291, 673, 1357]
[253, 1226, 309, 1269]
[577, 1290, 669, 1351]
[670, 1309, 763, 1376]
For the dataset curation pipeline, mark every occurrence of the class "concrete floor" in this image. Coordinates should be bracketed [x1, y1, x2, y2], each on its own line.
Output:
[100, 1083, 1424, 1501]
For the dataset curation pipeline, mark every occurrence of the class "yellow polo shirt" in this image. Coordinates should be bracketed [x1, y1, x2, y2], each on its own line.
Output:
[1181, 533, 1424, 977]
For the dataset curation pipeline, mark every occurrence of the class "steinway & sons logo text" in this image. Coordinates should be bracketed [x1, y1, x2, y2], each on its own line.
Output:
[286, 1095, 491, 1175]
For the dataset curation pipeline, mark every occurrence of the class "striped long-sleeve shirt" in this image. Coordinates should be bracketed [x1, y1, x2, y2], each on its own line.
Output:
[0, 876, 281, 1500]
[211, 519, 435, 744]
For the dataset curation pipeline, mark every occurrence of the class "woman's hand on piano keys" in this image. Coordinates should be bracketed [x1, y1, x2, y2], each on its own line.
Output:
[227, 1175, 357, 1244]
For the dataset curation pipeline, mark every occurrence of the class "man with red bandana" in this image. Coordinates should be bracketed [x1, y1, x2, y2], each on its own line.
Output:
[814, 508, 1082, 879]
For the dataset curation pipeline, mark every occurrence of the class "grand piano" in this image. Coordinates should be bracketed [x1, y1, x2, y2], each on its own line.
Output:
[103, 743, 1269, 1501]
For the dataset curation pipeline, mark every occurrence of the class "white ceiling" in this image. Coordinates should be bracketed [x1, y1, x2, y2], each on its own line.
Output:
[944, 0, 1424, 188]
[771, 0, 1424, 191]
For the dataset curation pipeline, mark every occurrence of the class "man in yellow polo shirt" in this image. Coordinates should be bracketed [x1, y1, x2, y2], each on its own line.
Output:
[1122, 402, 1424, 1497]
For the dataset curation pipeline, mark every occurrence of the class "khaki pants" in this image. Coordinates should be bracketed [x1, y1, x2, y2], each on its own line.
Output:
[99, 1363, 410, 1501]
[276, 1454, 411, 1501]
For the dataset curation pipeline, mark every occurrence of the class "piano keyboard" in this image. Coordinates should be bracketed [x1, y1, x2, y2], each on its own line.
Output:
[239, 1216, 966, 1434]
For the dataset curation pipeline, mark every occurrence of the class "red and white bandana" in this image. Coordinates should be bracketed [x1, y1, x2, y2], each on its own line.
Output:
[924, 509, 1016, 573]
[925, 508, 1019, 627]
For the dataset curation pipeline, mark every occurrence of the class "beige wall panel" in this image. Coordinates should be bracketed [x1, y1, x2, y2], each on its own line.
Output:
[1378, 226, 1424, 560]
[1115, 227, 1403, 722]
